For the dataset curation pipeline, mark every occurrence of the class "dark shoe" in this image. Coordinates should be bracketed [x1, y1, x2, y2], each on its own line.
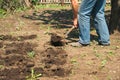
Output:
[69, 42, 89, 47]
[98, 43, 110, 46]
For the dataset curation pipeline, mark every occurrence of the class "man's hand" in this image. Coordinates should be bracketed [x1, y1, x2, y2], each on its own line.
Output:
[70, 0, 79, 28]
[73, 18, 78, 28]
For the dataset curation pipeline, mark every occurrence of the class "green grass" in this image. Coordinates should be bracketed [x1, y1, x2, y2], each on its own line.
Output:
[0, 4, 71, 19]
[70, 57, 77, 64]
[15, 7, 28, 13]
[0, 65, 4, 69]
[26, 68, 42, 80]
[27, 51, 35, 58]
[34, 4, 70, 10]
[44, 26, 51, 35]
[0, 9, 6, 18]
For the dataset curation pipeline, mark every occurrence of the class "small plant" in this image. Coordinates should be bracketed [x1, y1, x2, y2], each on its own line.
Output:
[0, 35, 3, 40]
[27, 51, 35, 58]
[100, 59, 107, 69]
[44, 26, 51, 35]
[0, 9, 6, 18]
[107, 75, 112, 80]
[26, 68, 42, 80]
[94, 53, 101, 58]
[80, 54, 87, 58]
[0, 65, 4, 69]
[71, 58, 77, 64]
[86, 61, 93, 65]
[15, 7, 28, 12]
[17, 37, 21, 41]
[70, 57, 78, 64]
[101, 59, 107, 67]
[15, 18, 25, 31]
[108, 51, 114, 56]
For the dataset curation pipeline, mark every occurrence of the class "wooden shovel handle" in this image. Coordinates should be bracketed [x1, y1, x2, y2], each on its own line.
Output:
[65, 26, 75, 37]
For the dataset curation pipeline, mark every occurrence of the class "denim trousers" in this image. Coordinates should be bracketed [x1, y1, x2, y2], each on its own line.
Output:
[78, 0, 110, 45]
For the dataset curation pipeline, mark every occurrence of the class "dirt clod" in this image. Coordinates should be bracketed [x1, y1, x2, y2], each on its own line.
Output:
[50, 33, 66, 46]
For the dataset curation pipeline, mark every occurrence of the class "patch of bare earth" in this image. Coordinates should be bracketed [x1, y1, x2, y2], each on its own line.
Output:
[0, 8, 120, 80]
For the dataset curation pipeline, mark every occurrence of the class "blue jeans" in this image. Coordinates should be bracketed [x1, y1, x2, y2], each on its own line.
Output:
[78, 0, 110, 45]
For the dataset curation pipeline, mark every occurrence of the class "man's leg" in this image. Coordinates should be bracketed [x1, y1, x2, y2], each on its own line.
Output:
[78, 0, 97, 45]
[92, 0, 110, 45]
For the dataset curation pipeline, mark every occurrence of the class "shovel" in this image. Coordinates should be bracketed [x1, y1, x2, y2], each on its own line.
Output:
[64, 26, 76, 38]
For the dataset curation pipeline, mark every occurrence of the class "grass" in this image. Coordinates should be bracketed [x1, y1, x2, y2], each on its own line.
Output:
[86, 61, 93, 65]
[27, 51, 35, 58]
[44, 26, 52, 35]
[70, 57, 77, 64]
[26, 68, 42, 80]
[101, 59, 107, 67]
[15, 7, 28, 13]
[0, 4, 71, 22]
[15, 18, 25, 30]
[105, 3, 111, 10]
[34, 4, 70, 10]
[0, 9, 7, 18]
[0, 65, 4, 69]
[0, 3, 119, 80]
[107, 51, 115, 56]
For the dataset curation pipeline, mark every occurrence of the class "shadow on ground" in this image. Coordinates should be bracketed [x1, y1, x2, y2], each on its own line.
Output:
[22, 9, 73, 28]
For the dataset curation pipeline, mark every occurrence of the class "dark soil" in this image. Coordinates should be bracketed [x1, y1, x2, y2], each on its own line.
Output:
[39, 47, 70, 77]
[50, 33, 66, 46]
[0, 34, 71, 80]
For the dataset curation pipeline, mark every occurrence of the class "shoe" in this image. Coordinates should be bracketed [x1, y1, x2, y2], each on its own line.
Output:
[98, 43, 110, 46]
[69, 42, 89, 47]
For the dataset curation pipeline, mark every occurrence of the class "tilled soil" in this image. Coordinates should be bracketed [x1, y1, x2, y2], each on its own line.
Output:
[0, 8, 120, 80]
[0, 34, 71, 80]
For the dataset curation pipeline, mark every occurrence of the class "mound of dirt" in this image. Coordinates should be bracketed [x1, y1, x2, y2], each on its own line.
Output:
[50, 33, 66, 46]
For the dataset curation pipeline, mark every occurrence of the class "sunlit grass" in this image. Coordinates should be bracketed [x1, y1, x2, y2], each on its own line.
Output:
[34, 4, 71, 10]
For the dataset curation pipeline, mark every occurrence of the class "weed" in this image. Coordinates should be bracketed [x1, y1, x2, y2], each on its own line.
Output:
[15, 7, 28, 13]
[70, 58, 77, 64]
[44, 26, 51, 35]
[0, 9, 6, 18]
[79, 53, 87, 59]
[70, 69, 76, 76]
[100, 59, 107, 69]
[27, 51, 35, 58]
[34, 4, 69, 10]
[17, 37, 21, 41]
[26, 68, 42, 80]
[14, 18, 25, 31]
[0, 35, 3, 40]
[108, 51, 115, 56]
[107, 75, 112, 80]
[86, 61, 93, 65]
[93, 48, 103, 58]
[101, 59, 107, 67]
[0, 65, 4, 69]
[94, 53, 101, 58]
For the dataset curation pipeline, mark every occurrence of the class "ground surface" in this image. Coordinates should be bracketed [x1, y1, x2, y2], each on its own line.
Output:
[0, 6, 120, 80]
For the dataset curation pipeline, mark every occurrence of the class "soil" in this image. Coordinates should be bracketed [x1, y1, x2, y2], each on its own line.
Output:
[0, 7, 120, 80]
